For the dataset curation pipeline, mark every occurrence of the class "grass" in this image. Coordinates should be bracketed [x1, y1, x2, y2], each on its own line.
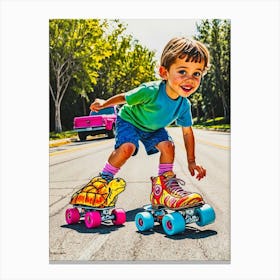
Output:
[193, 123, 230, 131]
[49, 130, 78, 140]
[193, 117, 230, 131]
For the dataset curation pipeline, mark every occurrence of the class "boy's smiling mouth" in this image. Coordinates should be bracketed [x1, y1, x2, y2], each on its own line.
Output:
[181, 85, 193, 93]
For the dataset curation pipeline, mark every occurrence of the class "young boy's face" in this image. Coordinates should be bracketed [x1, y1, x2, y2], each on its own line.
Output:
[160, 57, 205, 99]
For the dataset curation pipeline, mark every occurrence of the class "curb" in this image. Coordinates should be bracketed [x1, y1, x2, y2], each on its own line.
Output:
[49, 138, 73, 148]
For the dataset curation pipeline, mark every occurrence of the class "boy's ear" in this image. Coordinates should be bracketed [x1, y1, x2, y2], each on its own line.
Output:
[159, 66, 168, 80]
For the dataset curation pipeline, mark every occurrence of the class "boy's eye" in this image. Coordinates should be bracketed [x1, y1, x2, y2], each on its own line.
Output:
[178, 70, 186, 75]
[178, 70, 202, 77]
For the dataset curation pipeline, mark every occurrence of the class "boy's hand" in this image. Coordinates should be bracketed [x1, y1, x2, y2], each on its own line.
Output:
[188, 161, 206, 181]
[90, 99, 105, 112]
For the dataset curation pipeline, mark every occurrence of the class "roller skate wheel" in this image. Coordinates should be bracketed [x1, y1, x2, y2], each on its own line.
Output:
[162, 212, 185, 236]
[195, 204, 216, 227]
[65, 208, 80, 224]
[112, 208, 126, 225]
[84, 211, 101, 228]
[135, 212, 154, 232]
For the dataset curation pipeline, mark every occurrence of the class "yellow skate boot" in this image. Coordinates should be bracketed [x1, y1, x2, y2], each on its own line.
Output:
[150, 171, 203, 209]
[103, 177, 126, 207]
[70, 175, 126, 208]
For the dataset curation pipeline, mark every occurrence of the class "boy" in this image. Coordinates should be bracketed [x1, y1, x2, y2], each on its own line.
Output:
[73, 37, 209, 209]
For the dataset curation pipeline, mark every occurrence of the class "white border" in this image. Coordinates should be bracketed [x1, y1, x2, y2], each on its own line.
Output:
[1, 0, 279, 279]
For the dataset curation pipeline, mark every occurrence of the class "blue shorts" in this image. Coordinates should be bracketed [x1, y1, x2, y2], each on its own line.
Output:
[114, 116, 173, 156]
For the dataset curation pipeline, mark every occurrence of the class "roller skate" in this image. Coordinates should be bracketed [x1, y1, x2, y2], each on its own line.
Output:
[65, 175, 126, 229]
[135, 171, 215, 236]
[150, 171, 204, 209]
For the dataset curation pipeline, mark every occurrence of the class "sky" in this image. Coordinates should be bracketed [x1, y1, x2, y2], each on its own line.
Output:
[121, 19, 200, 64]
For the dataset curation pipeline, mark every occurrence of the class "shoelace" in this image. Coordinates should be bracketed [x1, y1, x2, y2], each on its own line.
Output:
[164, 176, 190, 196]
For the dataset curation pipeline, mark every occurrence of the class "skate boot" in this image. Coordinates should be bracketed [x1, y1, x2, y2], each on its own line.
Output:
[103, 177, 126, 207]
[150, 171, 203, 209]
[70, 175, 126, 208]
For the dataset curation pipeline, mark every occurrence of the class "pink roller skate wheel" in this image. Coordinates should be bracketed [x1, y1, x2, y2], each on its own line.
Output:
[166, 220, 173, 230]
[84, 211, 101, 228]
[65, 208, 80, 224]
[112, 208, 126, 225]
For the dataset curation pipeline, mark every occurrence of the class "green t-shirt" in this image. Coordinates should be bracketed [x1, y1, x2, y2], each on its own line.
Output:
[119, 80, 193, 132]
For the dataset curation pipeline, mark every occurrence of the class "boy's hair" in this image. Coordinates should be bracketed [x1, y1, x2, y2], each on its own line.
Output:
[160, 37, 210, 74]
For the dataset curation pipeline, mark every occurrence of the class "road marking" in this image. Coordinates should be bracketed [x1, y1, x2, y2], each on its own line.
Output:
[168, 128, 230, 150]
[77, 235, 109, 260]
[175, 138, 230, 151]
[196, 138, 230, 150]
[49, 140, 112, 157]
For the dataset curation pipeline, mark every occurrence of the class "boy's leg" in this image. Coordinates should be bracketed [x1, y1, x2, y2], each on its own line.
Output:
[151, 140, 203, 209]
[101, 143, 136, 181]
[139, 129, 203, 208]
[101, 116, 139, 181]
[156, 141, 175, 175]
[108, 142, 136, 168]
[98, 143, 136, 207]
[77, 143, 136, 207]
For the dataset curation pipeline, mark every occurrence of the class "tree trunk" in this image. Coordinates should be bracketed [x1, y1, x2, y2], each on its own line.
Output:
[55, 102, 62, 132]
[50, 66, 72, 132]
[82, 97, 87, 115]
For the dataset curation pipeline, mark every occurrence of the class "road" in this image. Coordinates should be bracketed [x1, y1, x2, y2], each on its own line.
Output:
[49, 127, 230, 263]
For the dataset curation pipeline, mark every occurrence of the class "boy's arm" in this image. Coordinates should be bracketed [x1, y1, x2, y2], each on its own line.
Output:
[181, 126, 206, 180]
[90, 93, 126, 112]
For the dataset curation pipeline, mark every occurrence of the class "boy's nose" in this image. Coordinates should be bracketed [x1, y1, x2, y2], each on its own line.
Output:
[183, 75, 195, 83]
[182, 72, 193, 80]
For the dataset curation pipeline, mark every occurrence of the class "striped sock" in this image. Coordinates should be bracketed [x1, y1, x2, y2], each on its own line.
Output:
[158, 163, 173, 175]
[101, 162, 120, 181]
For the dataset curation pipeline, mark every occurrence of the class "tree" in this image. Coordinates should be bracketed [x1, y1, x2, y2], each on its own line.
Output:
[192, 19, 231, 122]
[49, 19, 111, 132]
[92, 21, 157, 101]
[49, 19, 158, 132]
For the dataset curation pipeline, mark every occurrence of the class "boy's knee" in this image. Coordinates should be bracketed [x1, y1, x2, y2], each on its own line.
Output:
[157, 141, 175, 154]
[119, 143, 136, 159]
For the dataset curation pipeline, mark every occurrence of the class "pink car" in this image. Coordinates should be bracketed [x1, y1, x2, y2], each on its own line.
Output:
[73, 106, 117, 141]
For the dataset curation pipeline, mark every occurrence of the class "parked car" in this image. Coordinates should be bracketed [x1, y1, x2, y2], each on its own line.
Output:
[73, 106, 117, 141]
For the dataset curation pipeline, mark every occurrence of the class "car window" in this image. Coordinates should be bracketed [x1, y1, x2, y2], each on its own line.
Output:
[90, 107, 115, 116]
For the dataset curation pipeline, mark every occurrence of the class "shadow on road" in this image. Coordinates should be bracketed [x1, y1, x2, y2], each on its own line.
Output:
[135, 224, 217, 240]
[167, 226, 217, 240]
[61, 222, 124, 235]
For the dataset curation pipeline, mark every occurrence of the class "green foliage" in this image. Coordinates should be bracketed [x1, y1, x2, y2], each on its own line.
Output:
[191, 19, 230, 124]
[91, 20, 157, 100]
[49, 19, 110, 132]
[49, 19, 157, 132]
